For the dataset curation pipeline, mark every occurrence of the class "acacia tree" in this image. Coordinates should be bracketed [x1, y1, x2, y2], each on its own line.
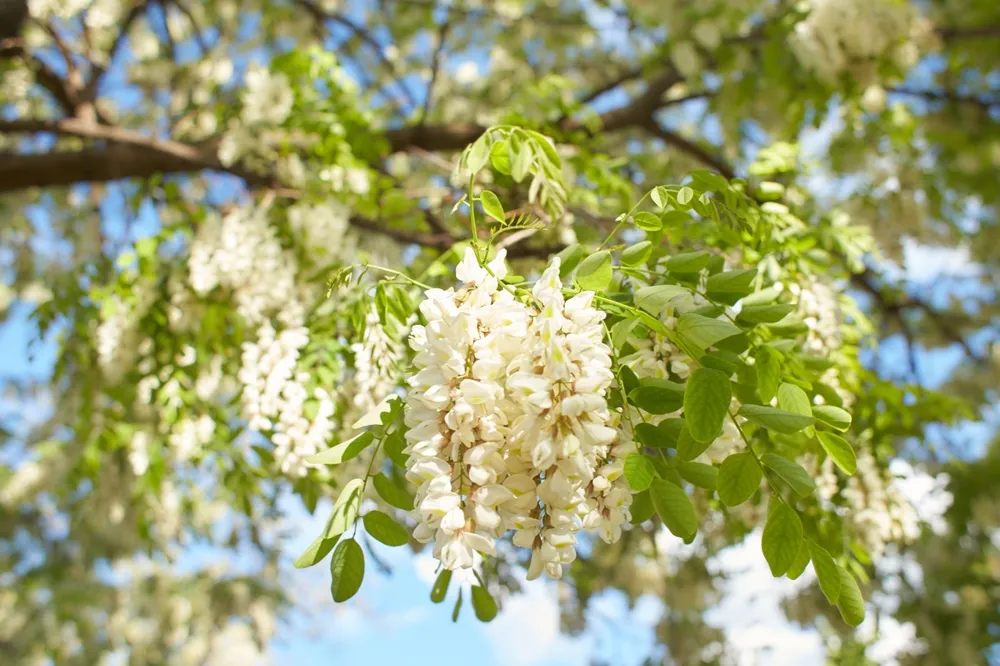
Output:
[1, 0, 997, 663]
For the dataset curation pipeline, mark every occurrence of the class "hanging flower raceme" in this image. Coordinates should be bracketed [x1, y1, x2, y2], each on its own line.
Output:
[404, 248, 529, 570]
[403, 251, 625, 579]
[505, 260, 619, 579]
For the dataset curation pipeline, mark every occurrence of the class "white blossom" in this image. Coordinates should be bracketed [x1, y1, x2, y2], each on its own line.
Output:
[404, 250, 626, 578]
[241, 66, 294, 126]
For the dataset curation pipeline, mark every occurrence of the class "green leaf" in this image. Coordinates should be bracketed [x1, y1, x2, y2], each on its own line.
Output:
[352, 395, 401, 429]
[807, 541, 841, 604]
[740, 287, 782, 306]
[328, 478, 364, 538]
[306, 431, 375, 465]
[700, 353, 739, 375]
[293, 533, 340, 569]
[610, 318, 637, 351]
[738, 303, 796, 324]
[465, 135, 490, 172]
[717, 452, 762, 506]
[650, 478, 697, 540]
[777, 383, 812, 417]
[629, 383, 684, 414]
[633, 211, 662, 231]
[786, 540, 811, 580]
[620, 365, 640, 396]
[622, 241, 653, 266]
[363, 510, 409, 547]
[676, 313, 741, 351]
[676, 186, 695, 206]
[738, 404, 814, 434]
[384, 429, 408, 468]
[816, 432, 857, 475]
[836, 566, 866, 626]
[755, 347, 782, 403]
[471, 586, 498, 622]
[510, 136, 531, 182]
[678, 461, 718, 490]
[677, 425, 712, 461]
[624, 453, 656, 492]
[431, 569, 452, 603]
[813, 405, 852, 432]
[330, 538, 365, 602]
[660, 210, 690, 227]
[452, 588, 463, 622]
[555, 244, 586, 277]
[490, 139, 510, 174]
[651, 186, 668, 208]
[690, 169, 729, 191]
[634, 284, 689, 315]
[766, 315, 809, 336]
[684, 368, 732, 444]
[762, 503, 804, 577]
[665, 250, 710, 273]
[635, 419, 683, 448]
[761, 453, 816, 497]
[480, 190, 505, 223]
[372, 472, 414, 510]
[706, 269, 757, 304]
[629, 489, 655, 524]
[575, 250, 613, 291]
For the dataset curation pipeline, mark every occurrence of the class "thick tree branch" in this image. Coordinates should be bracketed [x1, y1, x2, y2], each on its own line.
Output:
[0, 118, 275, 191]
[641, 118, 735, 179]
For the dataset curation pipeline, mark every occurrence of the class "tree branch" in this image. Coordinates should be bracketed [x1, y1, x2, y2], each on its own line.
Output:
[0, 118, 274, 191]
[887, 86, 999, 110]
[850, 268, 985, 363]
[938, 24, 1000, 41]
[641, 118, 735, 179]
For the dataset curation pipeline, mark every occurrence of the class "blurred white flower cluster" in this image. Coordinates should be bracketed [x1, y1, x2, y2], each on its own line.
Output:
[95, 280, 156, 383]
[404, 249, 631, 578]
[810, 448, 951, 561]
[789, 0, 937, 86]
[350, 305, 403, 416]
[188, 203, 302, 327]
[239, 322, 335, 477]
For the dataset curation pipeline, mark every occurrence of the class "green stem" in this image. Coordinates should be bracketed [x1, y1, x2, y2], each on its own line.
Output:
[468, 173, 480, 260]
[728, 411, 786, 506]
[366, 264, 433, 291]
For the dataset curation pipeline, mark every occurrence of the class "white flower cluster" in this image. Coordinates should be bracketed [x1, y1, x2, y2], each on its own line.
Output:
[286, 200, 353, 261]
[241, 65, 295, 126]
[404, 250, 629, 578]
[791, 278, 841, 355]
[169, 415, 217, 462]
[789, 0, 936, 85]
[842, 449, 921, 560]
[95, 281, 156, 383]
[350, 306, 403, 416]
[239, 322, 336, 477]
[622, 322, 692, 382]
[811, 448, 934, 561]
[188, 204, 302, 327]
[791, 278, 855, 407]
